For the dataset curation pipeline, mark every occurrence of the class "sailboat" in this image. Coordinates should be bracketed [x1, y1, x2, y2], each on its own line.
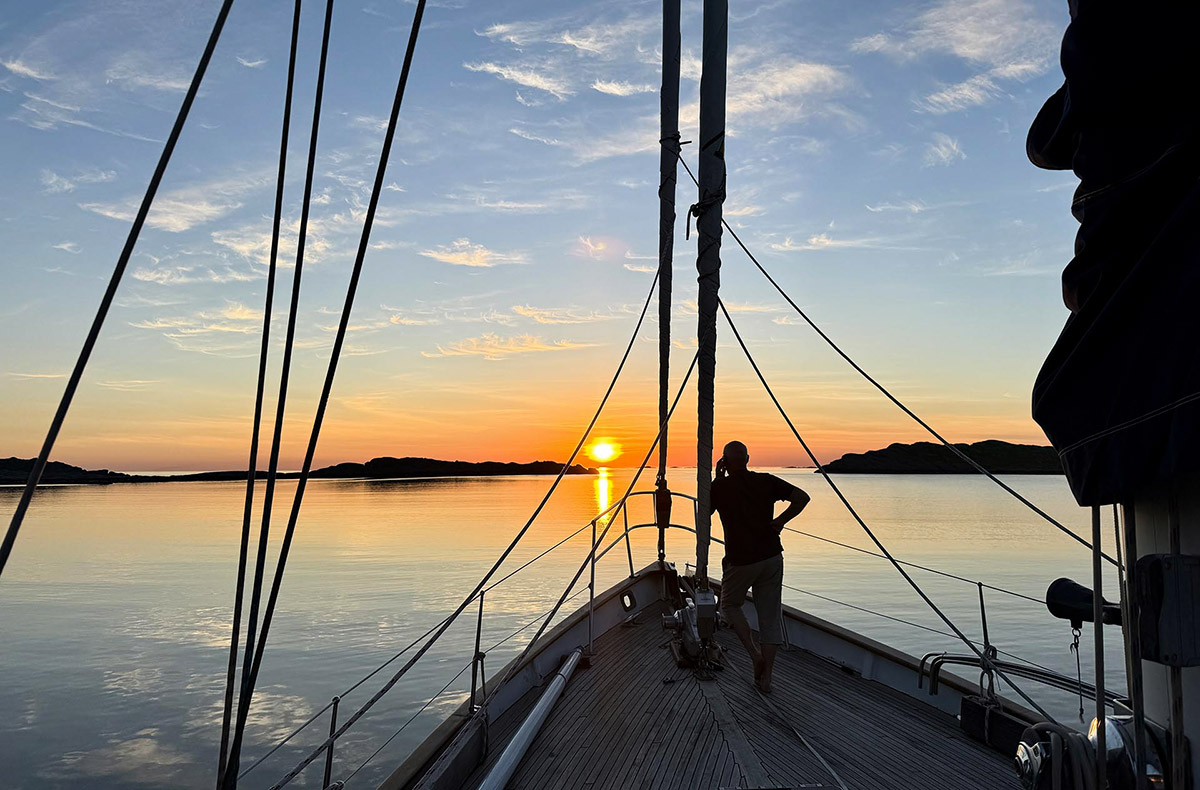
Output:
[2, 0, 1195, 788]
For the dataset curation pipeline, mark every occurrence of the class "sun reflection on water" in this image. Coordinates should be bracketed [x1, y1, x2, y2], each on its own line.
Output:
[594, 467, 611, 525]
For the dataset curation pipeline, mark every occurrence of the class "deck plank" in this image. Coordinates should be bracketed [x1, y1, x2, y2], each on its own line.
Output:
[458, 606, 1020, 790]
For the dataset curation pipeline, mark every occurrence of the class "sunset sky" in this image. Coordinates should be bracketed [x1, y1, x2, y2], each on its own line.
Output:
[1, 0, 1077, 471]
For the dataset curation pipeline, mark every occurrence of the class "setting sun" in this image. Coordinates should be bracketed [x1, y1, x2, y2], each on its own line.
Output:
[586, 439, 622, 464]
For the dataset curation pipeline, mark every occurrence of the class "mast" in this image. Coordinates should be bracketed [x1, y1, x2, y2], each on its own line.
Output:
[655, 0, 681, 565]
[694, 0, 727, 588]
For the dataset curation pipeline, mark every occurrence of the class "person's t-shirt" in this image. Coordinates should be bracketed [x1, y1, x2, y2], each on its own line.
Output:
[710, 471, 803, 565]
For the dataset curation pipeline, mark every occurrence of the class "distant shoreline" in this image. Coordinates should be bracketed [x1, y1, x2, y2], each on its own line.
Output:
[824, 440, 1063, 475]
[0, 456, 597, 486]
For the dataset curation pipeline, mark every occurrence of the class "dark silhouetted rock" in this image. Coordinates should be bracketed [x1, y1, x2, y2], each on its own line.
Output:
[823, 440, 1063, 474]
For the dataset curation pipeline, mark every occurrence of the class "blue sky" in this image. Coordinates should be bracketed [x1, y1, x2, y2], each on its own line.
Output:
[0, 0, 1080, 470]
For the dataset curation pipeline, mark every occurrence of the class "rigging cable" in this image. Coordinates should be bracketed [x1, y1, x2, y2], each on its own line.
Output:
[485, 351, 701, 703]
[673, 156, 1115, 566]
[0, 0, 237, 579]
[781, 527, 1045, 605]
[780, 582, 1059, 674]
[718, 300, 1057, 722]
[333, 589, 590, 788]
[752, 683, 849, 790]
[238, 522, 594, 780]
[231, 240, 663, 782]
[237, 0, 336, 738]
[220, 1, 422, 784]
[267, 350, 699, 789]
[216, 0, 305, 781]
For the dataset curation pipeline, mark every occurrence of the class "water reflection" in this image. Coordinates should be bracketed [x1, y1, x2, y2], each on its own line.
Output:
[0, 470, 1126, 788]
[594, 468, 611, 525]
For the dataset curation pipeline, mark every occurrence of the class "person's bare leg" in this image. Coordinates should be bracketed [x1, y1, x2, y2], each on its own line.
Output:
[724, 608, 762, 678]
[758, 643, 777, 693]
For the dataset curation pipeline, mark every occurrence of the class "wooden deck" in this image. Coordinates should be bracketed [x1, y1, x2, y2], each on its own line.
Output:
[460, 600, 1021, 789]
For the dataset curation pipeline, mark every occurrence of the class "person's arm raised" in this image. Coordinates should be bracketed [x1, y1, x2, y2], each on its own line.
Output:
[770, 484, 809, 533]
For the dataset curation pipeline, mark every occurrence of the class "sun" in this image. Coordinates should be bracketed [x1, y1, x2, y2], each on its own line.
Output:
[587, 439, 622, 464]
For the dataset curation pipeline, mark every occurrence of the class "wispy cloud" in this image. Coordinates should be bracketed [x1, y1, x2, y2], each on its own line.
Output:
[480, 16, 652, 58]
[591, 80, 655, 97]
[919, 74, 1002, 114]
[52, 241, 80, 253]
[852, 0, 1058, 114]
[211, 213, 334, 267]
[463, 61, 573, 100]
[922, 132, 966, 167]
[236, 56, 267, 69]
[97, 379, 159, 391]
[865, 200, 929, 213]
[512, 305, 620, 324]
[7, 371, 66, 380]
[103, 58, 190, 93]
[1, 59, 54, 80]
[41, 167, 117, 194]
[83, 170, 268, 232]
[128, 302, 266, 355]
[423, 333, 597, 360]
[1036, 181, 1076, 194]
[574, 236, 607, 258]
[419, 239, 527, 267]
[131, 263, 259, 286]
[769, 233, 887, 251]
[509, 127, 562, 146]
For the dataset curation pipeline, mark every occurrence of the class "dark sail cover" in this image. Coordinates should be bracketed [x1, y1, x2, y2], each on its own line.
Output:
[1027, 1, 1200, 506]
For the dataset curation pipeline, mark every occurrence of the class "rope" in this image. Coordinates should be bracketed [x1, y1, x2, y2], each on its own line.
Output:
[673, 155, 1115, 567]
[781, 582, 1058, 674]
[485, 352, 700, 702]
[0, 0, 237, 579]
[217, 0, 304, 780]
[244, 225, 665, 786]
[335, 589, 590, 788]
[221, 2, 422, 784]
[238, 0, 336, 716]
[751, 684, 849, 790]
[222, 2, 337, 784]
[781, 527, 1045, 605]
[718, 300, 1056, 723]
[238, 525, 594, 780]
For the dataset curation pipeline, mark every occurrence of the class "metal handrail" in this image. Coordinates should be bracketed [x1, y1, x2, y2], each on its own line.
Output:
[920, 651, 1126, 709]
[255, 483, 1066, 786]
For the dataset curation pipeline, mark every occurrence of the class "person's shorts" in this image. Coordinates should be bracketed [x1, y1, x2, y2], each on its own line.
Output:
[720, 553, 785, 645]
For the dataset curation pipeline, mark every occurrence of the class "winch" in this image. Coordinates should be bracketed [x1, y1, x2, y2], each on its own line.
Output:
[1015, 715, 1173, 789]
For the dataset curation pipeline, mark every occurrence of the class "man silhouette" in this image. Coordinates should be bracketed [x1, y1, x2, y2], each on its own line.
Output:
[711, 440, 809, 692]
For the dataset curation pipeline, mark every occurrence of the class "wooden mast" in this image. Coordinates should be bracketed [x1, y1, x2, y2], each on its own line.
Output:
[693, 0, 727, 589]
[655, 0, 681, 566]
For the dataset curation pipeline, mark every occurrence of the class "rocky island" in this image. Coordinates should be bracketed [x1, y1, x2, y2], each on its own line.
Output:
[824, 440, 1063, 474]
[0, 456, 596, 485]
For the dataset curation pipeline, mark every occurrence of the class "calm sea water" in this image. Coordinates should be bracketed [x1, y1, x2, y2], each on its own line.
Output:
[1, 470, 1127, 789]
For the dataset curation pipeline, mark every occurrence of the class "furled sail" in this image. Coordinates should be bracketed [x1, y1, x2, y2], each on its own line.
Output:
[1027, 1, 1200, 505]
